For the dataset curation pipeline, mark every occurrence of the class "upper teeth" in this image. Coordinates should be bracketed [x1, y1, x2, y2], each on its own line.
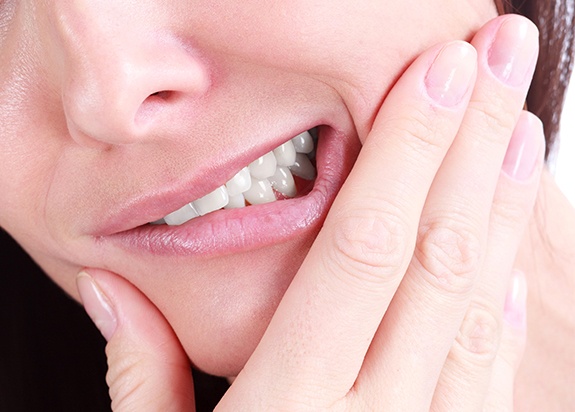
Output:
[156, 129, 317, 226]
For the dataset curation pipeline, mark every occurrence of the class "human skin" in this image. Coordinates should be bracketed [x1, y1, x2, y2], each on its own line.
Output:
[4, 0, 570, 409]
[8, 3, 572, 407]
[76, 15, 544, 410]
[514, 173, 575, 410]
[0, 0, 502, 377]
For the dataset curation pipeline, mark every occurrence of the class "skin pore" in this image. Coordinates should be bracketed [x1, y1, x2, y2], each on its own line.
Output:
[2, 0, 574, 409]
[0, 0, 500, 378]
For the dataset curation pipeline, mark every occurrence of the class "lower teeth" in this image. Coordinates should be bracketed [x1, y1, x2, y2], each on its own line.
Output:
[154, 128, 318, 226]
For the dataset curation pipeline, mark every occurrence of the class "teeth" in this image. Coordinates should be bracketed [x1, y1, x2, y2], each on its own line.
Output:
[225, 167, 251, 196]
[225, 193, 246, 209]
[273, 140, 297, 167]
[163, 203, 199, 226]
[157, 128, 318, 226]
[248, 152, 277, 180]
[243, 178, 276, 205]
[289, 153, 316, 180]
[193, 186, 229, 216]
[269, 166, 296, 198]
[291, 131, 314, 154]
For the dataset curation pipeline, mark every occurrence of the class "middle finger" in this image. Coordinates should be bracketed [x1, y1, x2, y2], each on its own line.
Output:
[356, 15, 539, 410]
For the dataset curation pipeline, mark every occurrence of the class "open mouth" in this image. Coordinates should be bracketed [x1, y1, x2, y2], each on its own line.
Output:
[103, 124, 359, 256]
[152, 128, 318, 226]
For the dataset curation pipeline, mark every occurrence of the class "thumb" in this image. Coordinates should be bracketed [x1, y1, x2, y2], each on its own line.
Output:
[76, 268, 195, 412]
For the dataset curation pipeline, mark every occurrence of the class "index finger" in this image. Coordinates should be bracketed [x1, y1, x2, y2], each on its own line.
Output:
[223, 41, 478, 406]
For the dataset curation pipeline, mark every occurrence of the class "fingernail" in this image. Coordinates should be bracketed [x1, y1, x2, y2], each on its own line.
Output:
[77, 271, 117, 341]
[425, 41, 477, 107]
[502, 112, 544, 180]
[488, 17, 539, 86]
[504, 270, 527, 329]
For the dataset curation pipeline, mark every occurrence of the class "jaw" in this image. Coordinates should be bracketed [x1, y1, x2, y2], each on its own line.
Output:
[26, 122, 359, 377]
[2, 0, 500, 379]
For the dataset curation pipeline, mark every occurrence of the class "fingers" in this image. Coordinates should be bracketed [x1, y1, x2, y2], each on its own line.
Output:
[354, 16, 540, 410]
[483, 270, 528, 412]
[435, 112, 542, 410]
[76, 269, 194, 412]
[221, 40, 478, 408]
[430, 271, 528, 412]
[431, 112, 544, 411]
[78, 15, 542, 412]
[433, 271, 528, 412]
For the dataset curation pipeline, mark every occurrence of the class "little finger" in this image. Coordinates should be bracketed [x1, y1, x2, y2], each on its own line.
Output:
[431, 111, 544, 411]
[355, 15, 539, 410]
[482, 270, 528, 412]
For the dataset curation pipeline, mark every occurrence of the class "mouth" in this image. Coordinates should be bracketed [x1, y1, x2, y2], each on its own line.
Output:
[100, 124, 360, 257]
[155, 128, 318, 226]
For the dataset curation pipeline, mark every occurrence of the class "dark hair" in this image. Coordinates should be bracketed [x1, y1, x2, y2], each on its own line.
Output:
[496, 0, 575, 159]
[1, 2, 574, 411]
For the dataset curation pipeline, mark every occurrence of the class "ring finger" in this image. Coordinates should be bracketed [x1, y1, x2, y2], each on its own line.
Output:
[355, 15, 539, 410]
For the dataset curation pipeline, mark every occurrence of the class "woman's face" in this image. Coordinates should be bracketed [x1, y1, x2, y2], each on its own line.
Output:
[0, 0, 496, 376]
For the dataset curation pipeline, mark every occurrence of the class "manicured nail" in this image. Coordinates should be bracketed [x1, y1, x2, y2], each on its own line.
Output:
[488, 17, 539, 86]
[77, 271, 117, 341]
[425, 41, 477, 107]
[502, 112, 543, 180]
[504, 270, 527, 329]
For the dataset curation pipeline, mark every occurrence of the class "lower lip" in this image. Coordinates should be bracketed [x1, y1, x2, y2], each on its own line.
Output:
[102, 126, 359, 257]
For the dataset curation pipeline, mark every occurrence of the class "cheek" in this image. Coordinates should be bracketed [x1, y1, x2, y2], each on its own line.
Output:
[0, 0, 498, 378]
[0, 42, 78, 288]
[0, 101, 56, 238]
[190, 0, 496, 139]
[0, 83, 69, 245]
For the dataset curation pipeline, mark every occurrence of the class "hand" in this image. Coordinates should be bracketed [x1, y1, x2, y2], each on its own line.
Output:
[76, 14, 543, 411]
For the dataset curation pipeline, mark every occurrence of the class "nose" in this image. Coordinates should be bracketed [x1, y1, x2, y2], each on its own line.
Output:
[53, 2, 210, 146]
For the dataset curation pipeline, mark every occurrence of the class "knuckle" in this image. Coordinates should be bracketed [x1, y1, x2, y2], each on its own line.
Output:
[327, 204, 411, 288]
[490, 194, 530, 231]
[415, 217, 482, 294]
[466, 98, 516, 145]
[450, 304, 502, 367]
[381, 106, 449, 154]
[105, 346, 147, 410]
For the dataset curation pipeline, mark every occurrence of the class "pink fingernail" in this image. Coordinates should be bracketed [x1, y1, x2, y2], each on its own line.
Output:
[502, 112, 544, 180]
[425, 41, 477, 107]
[77, 271, 117, 341]
[504, 270, 527, 329]
[488, 17, 539, 87]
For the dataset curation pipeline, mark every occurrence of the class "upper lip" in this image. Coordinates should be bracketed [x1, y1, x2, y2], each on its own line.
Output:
[92, 122, 322, 236]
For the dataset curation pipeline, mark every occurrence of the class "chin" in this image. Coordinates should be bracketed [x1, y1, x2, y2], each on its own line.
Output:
[163, 238, 316, 377]
[79, 124, 361, 377]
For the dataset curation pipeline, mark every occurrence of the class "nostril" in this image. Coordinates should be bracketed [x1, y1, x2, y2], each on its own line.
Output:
[135, 90, 179, 129]
[148, 90, 173, 100]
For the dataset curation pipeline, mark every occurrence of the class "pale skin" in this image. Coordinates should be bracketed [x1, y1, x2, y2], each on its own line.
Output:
[515, 173, 575, 410]
[0, 0, 573, 410]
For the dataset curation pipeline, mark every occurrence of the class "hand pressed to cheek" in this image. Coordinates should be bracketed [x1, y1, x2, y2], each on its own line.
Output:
[219, 15, 542, 411]
[432, 21, 545, 404]
[65, 11, 542, 411]
[1, 0, 499, 378]
[376, 16, 541, 410]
